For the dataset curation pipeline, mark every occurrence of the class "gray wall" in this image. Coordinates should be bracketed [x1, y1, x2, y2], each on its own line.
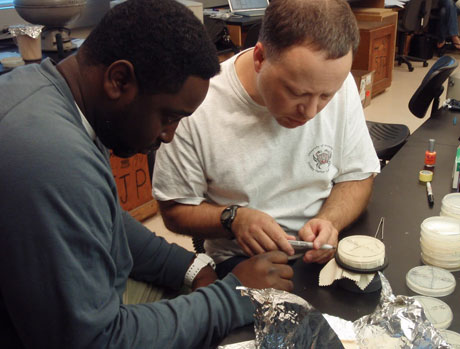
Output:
[70, 0, 110, 29]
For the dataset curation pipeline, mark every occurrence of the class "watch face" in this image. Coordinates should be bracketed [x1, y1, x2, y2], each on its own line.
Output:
[221, 209, 232, 221]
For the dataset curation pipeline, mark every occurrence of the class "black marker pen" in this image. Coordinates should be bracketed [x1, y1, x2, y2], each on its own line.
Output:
[426, 182, 434, 207]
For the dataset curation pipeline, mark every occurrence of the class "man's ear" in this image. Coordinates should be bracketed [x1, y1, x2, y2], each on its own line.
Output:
[103, 60, 138, 102]
[253, 42, 266, 73]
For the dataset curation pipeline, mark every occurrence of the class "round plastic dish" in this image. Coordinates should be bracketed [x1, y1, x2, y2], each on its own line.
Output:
[421, 253, 460, 272]
[420, 238, 460, 261]
[413, 296, 453, 329]
[406, 265, 456, 297]
[421, 216, 460, 242]
[440, 193, 460, 219]
[420, 216, 460, 270]
[420, 239, 460, 269]
[336, 235, 385, 270]
[439, 329, 460, 347]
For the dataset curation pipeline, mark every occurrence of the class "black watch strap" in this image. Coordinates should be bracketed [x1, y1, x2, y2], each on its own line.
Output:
[220, 205, 240, 234]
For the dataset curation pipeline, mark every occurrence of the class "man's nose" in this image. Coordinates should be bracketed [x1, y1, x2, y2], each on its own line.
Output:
[159, 123, 179, 144]
[297, 97, 319, 120]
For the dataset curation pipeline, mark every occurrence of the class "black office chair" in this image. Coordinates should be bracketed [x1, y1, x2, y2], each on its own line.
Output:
[367, 55, 458, 168]
[396, 0, 433, 71]
[366, 121, 411, 168]
[243, 22, 262, 49]
[409, 55, 458, 118]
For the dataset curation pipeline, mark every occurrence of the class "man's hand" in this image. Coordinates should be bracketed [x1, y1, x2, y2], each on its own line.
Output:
[231, 251, 294, 292]
[232, 207, 296, 257]
[191, 266, 218, 290]
[298, 218, 338, 264]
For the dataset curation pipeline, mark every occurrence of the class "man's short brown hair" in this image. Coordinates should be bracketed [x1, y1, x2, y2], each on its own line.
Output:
[259, 0, 359, 59]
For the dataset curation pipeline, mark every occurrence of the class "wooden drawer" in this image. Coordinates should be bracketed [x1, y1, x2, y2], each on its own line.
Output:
[352, 21, 396, 96]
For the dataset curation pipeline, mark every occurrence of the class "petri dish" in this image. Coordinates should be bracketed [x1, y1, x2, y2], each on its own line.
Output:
[413, 296, 453, 329]
[406, 265, 456, 297]
[337, 235, 385, 270]
[440, 193, 460, 220]
[438, 329, 460, 348]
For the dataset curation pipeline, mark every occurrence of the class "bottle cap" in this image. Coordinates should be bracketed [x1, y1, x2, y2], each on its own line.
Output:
[428, 139, 436, 152]
[406, 265, 456, 297]
[413, 296, 453, 329]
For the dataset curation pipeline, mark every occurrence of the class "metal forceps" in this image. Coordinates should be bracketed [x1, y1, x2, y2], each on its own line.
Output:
[374, 217, 385, 241]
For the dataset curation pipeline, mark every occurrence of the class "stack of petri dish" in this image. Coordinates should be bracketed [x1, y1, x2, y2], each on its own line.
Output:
[440, 193, 460, 219]
[420, 216, 460, 271]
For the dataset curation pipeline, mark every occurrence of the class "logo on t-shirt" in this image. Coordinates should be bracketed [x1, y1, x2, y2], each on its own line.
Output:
[308, 145, 333, 173]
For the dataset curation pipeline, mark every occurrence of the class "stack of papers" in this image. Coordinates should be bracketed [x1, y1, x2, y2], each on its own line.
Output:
[385, 0, 410, 8]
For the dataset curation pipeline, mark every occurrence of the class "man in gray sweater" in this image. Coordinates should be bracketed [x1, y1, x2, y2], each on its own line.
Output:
[0, 0, 293, 347]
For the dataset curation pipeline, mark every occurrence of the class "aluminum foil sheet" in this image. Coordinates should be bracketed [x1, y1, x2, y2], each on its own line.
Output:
[218, 340, 256, 349]
[8, 25, 43, 39]
[353, 272, 451, 348]
[236, 286, 343, 348]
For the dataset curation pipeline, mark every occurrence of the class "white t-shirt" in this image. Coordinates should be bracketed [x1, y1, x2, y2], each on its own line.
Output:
[153, 52, 380, 263]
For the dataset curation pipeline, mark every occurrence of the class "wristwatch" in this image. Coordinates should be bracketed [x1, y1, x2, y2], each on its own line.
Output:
[184, 253, 216, 287]
[220, 205, 240, 234]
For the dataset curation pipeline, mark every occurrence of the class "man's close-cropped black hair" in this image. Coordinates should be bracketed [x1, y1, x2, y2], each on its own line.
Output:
[81, 0, 220, 94]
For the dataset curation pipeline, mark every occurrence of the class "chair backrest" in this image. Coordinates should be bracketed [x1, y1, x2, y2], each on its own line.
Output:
[400, 0, 433, 32]
[243, 22, 262, 49]
[409, 55, 458, 118]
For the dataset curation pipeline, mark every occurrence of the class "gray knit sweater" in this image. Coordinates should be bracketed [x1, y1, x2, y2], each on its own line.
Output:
[0, 59, 253, 348]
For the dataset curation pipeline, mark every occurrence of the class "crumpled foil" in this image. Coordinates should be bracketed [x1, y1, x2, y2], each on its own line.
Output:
[353, 272, 451, 348]
[236, 286, 343, 348]
[8, 25, 43, 39]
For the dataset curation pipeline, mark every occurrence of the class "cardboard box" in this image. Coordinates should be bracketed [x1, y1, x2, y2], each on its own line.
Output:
[352, 70, 374, 108]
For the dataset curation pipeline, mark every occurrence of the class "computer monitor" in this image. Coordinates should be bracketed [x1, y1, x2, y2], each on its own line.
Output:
[194, 0, 228, 8]
[228, 0, 269, 15]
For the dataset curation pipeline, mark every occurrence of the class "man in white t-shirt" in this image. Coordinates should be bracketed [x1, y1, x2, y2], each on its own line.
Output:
[153, 0, 380, 278]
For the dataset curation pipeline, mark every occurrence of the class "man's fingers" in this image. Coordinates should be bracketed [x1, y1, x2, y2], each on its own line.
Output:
[303, 249, 335, 264]
[263, 250, 290, 264]
[254, 232, 280, 252]
[270, 234, 294, 255]
[276, 263, 294, 279]
[239, 241, 255, 257]
[246, 238, 266, 255]
[299, 225, 316, 242]
[274, 279, 294, 292]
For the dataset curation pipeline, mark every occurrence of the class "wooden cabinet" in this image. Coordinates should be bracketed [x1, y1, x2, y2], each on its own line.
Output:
[350, 0, 385, 7]
[352, 20, 396, 96]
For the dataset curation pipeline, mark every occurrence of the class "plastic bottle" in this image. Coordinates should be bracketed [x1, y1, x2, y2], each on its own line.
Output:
[425, 139, 437, 168]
